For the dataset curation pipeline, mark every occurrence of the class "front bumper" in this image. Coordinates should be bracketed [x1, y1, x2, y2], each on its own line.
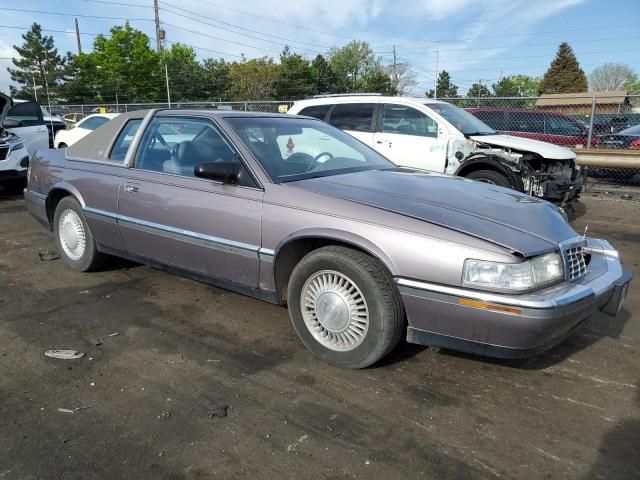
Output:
[397, 238, 632, 359]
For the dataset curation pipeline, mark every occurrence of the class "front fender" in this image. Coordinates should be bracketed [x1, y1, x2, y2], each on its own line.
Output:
[274, 227, 400, 276]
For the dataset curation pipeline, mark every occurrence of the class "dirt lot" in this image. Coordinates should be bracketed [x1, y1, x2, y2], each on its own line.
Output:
[0, 193, 638, 480]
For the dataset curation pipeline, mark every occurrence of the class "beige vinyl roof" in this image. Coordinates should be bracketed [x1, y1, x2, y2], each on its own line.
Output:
[536, 91, 628, 107]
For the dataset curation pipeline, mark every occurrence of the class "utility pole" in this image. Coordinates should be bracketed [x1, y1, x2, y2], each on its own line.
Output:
[434, 41, 439, 99]
[75, 18, 82, 54]
[165, 62, 171, 108]
[153, 0, 162, 54]
[392, 45, 398, 92]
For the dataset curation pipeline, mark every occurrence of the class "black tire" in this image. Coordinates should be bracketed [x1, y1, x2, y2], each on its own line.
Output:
[287, 246, 405, 369]
[57, 143, 67, 149]
[465, 169, 512, 188]
[53, 196, 105, 271]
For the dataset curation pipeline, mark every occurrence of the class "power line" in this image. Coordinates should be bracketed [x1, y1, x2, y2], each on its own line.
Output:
[1, 7, 154, 22]
[158, 2, 330, 52]
[82, 0, 152, 7]
[189, 0, 353, 40]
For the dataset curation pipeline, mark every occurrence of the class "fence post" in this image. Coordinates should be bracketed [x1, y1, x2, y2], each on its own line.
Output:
[244, 102, 248, 111]
[587, 95, 596, 148]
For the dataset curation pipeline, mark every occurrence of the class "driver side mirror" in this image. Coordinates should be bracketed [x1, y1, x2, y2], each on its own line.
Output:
[2, 119, 22, 128]
[194, 161, 239, 184]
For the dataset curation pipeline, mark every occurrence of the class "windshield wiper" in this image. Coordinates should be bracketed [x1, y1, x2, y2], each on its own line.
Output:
[464, 131, 495, 136]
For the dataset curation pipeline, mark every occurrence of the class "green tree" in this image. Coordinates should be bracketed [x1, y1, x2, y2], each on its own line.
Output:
[311, 54, 334, 94]
[492, 75, 540, 97]
[328, 41, 379, 92]
[361, 68, 396, 95]
[538, 42, 587, 94]
[426, 70, 458, 98]
[8, 23, 68, 101]
[202, 58, 231, 100]
[277, 47, 314, 99]
[164, 43, 206, 102]
[227, 57, 280, 100]
[75, 23, 162, 103]
[467, 82, 491, 98]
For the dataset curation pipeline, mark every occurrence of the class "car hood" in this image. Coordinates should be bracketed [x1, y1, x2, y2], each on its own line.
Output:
[288, 169, 577, 257]
[470, 134, 576, 160]
[0, 92, 12, 122]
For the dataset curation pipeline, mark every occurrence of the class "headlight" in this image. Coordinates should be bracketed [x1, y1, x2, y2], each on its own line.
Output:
[10, 142, 24, 151]
[462, 253, 563, 292]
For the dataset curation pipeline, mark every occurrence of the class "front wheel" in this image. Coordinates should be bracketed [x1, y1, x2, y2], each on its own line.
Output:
[465, 169, 512, 188]
[287, 246, 405, 368]
[54, 196, 105, 271]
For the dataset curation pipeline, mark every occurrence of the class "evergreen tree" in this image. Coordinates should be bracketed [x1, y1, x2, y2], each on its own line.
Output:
[467, 82, 491, 98]
[8, 23, 68, 100]
[426, 70, 458, 98]
[311, 54, 334, 94]
[538, 42, 588, 94]
[277, 47, 315, 99]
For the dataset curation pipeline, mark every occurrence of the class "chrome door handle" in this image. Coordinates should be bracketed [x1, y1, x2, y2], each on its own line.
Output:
[124, 184, 139, 193]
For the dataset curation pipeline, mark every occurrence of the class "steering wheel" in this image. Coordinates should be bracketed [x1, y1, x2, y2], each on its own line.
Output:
[305, 151, 334, 172]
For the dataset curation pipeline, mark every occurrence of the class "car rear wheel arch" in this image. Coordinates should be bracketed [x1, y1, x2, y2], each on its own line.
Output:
[46, 189, 74, 229]
[456, 156, 524, 191]
[273, 236, 397, 305]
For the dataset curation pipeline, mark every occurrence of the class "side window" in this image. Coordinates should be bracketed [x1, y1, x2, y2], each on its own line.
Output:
[545, 116, 583, 136]
[474, 111, 505, 130]
[79, 116, 109, 131]
[509, 113, 544, 133]
[6, 102, 43, 126]
[328, 103, 375, 132]
[134, 116, 242, 180]
[109, 119, 142, 161]
[298, 104, 331, 121]
[381, 104, 437, 137]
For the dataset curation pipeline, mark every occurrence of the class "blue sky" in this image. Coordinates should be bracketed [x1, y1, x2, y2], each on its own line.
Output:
[1, 0, 639, 97]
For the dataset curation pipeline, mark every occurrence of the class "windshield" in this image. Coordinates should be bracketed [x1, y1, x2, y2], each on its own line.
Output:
[619, 124, 640, 135]
[424, 102, 496, 135]
[225, 117, 395, 182]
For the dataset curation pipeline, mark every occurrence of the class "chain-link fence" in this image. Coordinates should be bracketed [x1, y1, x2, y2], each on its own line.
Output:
[49, 94, 640, 199]
[444, 93, 640, 198]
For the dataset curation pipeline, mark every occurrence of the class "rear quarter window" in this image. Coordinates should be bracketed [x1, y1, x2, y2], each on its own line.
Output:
[298, 104, 331, 121]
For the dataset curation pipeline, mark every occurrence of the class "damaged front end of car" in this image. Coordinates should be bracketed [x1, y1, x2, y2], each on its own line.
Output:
[447, 136, 583, 208]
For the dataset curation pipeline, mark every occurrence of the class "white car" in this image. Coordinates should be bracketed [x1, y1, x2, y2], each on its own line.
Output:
[0, 93, 46, 193]
[54, 113, 119, 148]
[287, 95, 583, 206]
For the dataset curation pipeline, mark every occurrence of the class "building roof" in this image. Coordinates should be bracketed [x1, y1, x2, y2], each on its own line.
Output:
[536, 90, 628, 107]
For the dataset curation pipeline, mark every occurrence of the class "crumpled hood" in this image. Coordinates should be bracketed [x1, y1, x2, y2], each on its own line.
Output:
[469, 134, 576, 160]
[0, 93, 12, 123]
[289, 168, 578, 257]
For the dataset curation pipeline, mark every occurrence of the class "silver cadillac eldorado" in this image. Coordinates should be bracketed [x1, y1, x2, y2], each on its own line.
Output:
[24, 109, 631, 368]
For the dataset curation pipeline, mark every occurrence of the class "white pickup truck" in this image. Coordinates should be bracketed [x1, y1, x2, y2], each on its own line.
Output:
[0, 93, 50, 193]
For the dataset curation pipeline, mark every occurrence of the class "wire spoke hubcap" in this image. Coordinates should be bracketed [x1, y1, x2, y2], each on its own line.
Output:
[301, 270, 369, 352]
[59, 209, 86, 261]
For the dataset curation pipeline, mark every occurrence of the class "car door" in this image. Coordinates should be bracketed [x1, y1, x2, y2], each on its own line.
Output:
[5, 101, 48, 153]
[372, 103, 447, 172]
[326, 103, 377, 147]
[117, 115, 263, 287]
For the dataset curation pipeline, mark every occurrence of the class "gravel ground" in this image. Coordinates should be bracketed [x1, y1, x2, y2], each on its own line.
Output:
[0, 193, 638, 480]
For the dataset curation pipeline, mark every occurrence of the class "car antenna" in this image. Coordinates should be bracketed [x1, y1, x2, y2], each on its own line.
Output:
[583, 224, 589, 238]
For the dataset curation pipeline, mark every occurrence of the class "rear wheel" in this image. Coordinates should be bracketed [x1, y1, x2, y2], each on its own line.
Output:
[287, 246, 405, 368]
[465, 169, 511, 188]
[57, 143, 68, 148]
[53, 196, 105, 271]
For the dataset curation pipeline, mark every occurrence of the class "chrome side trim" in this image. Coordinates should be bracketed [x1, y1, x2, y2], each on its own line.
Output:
[117, 214, 259, 257]
[396, 238, 626, 310]
[24, 189, 47, 204]
[84, 207, 118, 225]
[258, 247, 275, 263]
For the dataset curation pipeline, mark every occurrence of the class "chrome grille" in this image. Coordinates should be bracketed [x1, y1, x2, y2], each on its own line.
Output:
[563, 245, 587, 281]
[0, 145, 9, 161]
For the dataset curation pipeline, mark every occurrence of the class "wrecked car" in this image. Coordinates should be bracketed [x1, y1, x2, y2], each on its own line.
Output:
[0, 93, 43, 193]
[25, 109, 630, 368]
[287, 95, 583, 207]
